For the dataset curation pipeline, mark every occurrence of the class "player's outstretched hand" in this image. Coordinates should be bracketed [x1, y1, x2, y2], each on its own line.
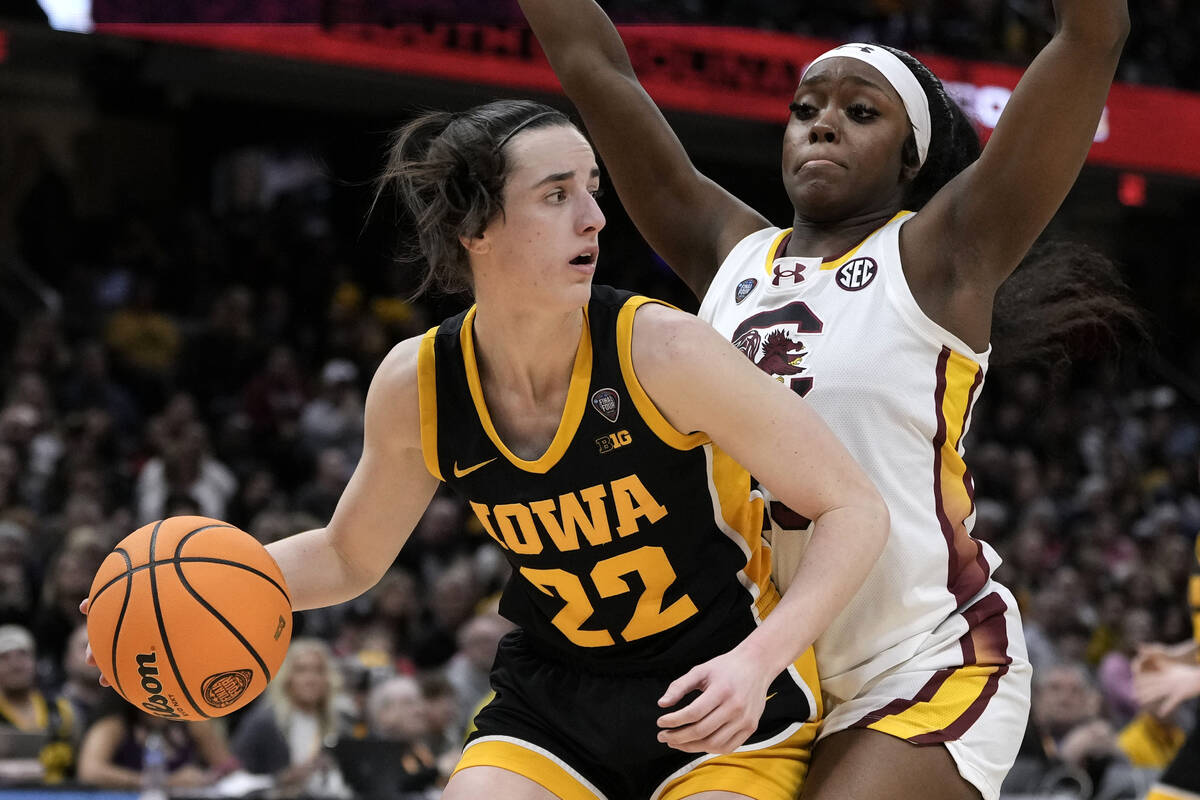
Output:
[78, 597, 111, 687]
[656, 648, 774, 754]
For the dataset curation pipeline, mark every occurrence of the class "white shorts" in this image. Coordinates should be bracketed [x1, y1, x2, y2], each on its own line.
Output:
[816, 584, 1032, 800]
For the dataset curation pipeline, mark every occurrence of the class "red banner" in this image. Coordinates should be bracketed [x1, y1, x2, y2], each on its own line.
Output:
[94, 22, 1200, 178]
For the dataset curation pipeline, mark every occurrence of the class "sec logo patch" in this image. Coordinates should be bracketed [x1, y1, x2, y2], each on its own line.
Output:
[835, 257, 877, 291]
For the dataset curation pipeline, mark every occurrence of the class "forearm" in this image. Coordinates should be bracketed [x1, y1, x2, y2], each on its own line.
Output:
[517, 0, 633, 84]
[735, 503, 889, 677]
[266, 528, 378, 612]
[77, 760, 142, 790]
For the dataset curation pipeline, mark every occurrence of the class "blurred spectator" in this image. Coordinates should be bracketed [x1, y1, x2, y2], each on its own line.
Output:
[443, 613, 513, 734]
[363, 675, 439, 795]
[412, 560, 482, 668]
[230, 638, 351, 798]
[1004, 662, 1143, 799]
[1097, 607, 1157, 725]
[76, 692, 235, 791]
[298, 359, 364, 461]
[56, 624, 104, 743]
[32, 541, 104, 673]
[418, 672, 464, 778]
[0, 625, 76, 784]
[134, 421, 237, 525]
[295, 447, 351, 524]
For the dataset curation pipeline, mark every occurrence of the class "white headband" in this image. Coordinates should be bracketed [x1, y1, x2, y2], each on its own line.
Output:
[802, 43, 932, 167]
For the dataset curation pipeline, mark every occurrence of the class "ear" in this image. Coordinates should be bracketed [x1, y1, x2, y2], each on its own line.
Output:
[900, 136, 922, 183]
[459, 232, 491, 256]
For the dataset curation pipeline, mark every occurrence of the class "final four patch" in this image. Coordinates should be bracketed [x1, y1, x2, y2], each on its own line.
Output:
[735, 278, 758, 304]
[590, 388, 620, 423]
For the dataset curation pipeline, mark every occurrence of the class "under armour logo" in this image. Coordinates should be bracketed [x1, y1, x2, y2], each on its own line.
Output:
[771, 263, 805, 287]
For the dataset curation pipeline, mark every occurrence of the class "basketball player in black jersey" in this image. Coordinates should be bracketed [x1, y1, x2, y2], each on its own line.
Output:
[86, 101, 889, 799]
[270, 102, 890, 800]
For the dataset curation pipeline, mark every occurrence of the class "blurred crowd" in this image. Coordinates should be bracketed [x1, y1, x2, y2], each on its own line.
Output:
[606, 0, 1200, 92]
[1, 28, 1199, 800]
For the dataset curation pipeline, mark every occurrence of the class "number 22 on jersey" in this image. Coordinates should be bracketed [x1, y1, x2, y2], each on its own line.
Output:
[521, 545, 698, 647]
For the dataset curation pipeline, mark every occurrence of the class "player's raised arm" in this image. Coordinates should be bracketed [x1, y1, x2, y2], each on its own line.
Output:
[631, 304, 890, 754]
[266, 336, 439, 611]
[907, 0, 1129, 291]
[517, 0, 767, 297]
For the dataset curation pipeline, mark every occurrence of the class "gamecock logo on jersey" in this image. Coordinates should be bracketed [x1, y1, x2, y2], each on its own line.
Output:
[836, 257, 877, 291]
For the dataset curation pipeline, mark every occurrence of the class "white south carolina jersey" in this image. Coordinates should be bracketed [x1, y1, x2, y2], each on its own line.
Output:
[698, 211, 1012, 703]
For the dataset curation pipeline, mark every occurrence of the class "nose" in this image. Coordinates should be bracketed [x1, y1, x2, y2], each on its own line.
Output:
[580, 191, 606, 235]
[809, 110, 839, 145]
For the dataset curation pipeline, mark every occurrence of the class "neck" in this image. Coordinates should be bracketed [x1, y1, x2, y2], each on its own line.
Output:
[470, 299, 585, 404]
[786, 208, 899, 259]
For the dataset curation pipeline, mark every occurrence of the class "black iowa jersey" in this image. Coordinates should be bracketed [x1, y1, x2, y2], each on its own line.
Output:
[417, 285, 780, 675]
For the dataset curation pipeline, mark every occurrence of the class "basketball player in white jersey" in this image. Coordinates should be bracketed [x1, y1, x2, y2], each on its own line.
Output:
[518, 0, 1133, 798]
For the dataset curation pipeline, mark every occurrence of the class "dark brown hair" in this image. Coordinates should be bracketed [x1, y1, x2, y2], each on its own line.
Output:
[374, 100, 572, 297]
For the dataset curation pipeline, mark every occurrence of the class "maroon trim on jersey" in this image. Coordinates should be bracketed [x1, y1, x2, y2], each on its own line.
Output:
[932, 347, 989, 607]
[847, 592, 1014, 744]
[771, 232, 792, 262]
[849, 668, 956, 728]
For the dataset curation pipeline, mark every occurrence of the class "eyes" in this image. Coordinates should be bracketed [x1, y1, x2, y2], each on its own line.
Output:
[789, 100, 880, 123]
[546, 187, 604, 203]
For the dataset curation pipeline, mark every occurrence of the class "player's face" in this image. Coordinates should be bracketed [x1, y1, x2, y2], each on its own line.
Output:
[782, 58, 917, 222]
[470, 124, 605, 309]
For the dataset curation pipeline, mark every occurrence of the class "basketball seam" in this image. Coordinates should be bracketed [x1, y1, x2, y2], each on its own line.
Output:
[148, 520, 210, 719]
[90, 558, 291, 606]
[173, 532, 275, 683]
[108, 547, 134, 700]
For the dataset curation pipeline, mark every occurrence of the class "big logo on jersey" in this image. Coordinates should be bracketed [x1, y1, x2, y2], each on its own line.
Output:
[730, 301, 825, 397]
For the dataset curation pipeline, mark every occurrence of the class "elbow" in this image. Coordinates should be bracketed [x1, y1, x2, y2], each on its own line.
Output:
[1060, 8, 1130, 55]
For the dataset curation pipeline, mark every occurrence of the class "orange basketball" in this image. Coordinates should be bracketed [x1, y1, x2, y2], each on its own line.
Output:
[86, 516, 292, 720]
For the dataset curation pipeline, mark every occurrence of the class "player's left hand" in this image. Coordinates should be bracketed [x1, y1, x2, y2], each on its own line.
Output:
[655, 647, 774, 754]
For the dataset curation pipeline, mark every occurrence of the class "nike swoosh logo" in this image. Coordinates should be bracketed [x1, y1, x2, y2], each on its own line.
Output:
[453, 458, 497, 478]
[765, 692, 777, 702]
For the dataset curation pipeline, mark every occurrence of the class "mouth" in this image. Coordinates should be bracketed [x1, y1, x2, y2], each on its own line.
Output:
[798, 158, 845, 172]
[569, 247, 599, 268]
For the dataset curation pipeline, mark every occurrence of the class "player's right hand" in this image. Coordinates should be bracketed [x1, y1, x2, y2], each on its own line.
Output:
[78, 597, 111, 687]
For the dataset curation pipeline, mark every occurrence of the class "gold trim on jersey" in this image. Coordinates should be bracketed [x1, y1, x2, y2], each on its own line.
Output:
[416, 327, 443, 482]
[616, 297, 710, 451]
[865, 663, 1005, 741]
[1145, 787, 1200, 800]
[934, 346, 987, 605]
[655, 721, 816, 800]
[761, 211, 913, 276]
[453, 737, 605, 800]
[459, 305, 593, 474]
[709, 445, 773, 617]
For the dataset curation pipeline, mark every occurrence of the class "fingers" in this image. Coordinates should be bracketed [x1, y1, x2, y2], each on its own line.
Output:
[663, 719, 753, 755]
[657, 685, 718, 730]
[79, 597, 90, 615]
[658, 668, 702, 709]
